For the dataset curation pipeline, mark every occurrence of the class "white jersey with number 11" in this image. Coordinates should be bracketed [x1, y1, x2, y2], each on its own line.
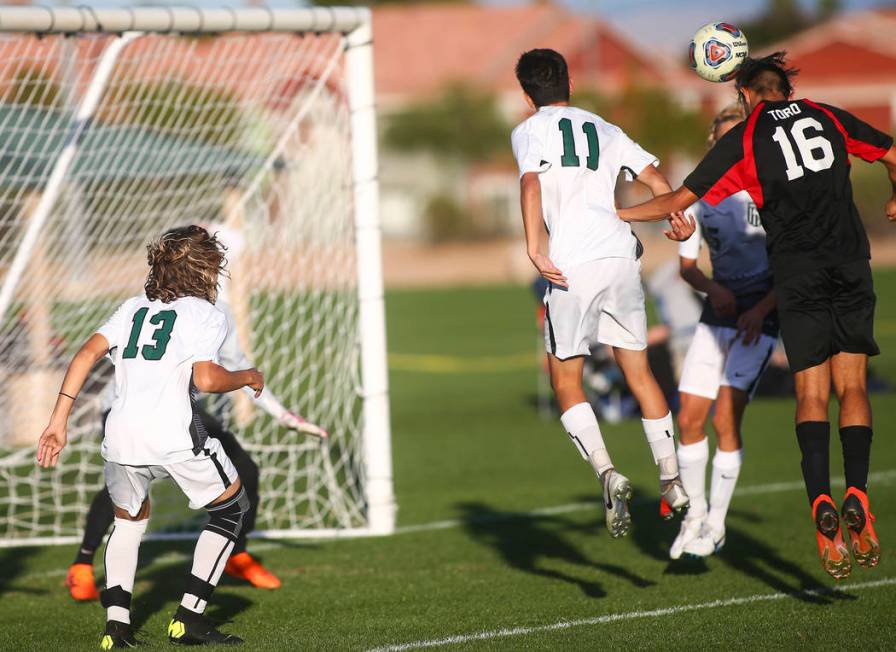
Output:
[511, 105, 659, 270]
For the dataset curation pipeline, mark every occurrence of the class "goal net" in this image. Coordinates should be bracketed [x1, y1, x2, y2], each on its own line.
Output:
[0, 8, 394, 546]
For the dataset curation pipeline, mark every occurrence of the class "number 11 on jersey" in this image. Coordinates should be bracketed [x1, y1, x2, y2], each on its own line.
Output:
[558, 118, 600, 170]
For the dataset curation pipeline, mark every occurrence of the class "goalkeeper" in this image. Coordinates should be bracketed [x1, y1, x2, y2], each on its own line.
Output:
[66, 227, 327, 601]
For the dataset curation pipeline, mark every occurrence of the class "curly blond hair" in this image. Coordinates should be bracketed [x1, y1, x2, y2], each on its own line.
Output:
[144, 225, 227, 304]
[708, 103, 746, 148]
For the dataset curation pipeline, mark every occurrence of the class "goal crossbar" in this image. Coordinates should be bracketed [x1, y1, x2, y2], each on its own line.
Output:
[0, 7, 370, 35]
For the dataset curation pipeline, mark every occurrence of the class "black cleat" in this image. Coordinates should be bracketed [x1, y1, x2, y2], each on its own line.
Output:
[100, 620, 144, 649]
[168, 606, 243, 646]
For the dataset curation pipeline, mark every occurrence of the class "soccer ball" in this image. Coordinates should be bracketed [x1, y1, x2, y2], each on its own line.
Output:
[689, 22, 749, 83]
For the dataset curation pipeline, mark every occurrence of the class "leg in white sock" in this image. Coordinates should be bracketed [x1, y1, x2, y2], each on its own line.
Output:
[707, 448, 743, 533]
[677, 438, 710, 519]
[180, 487, 248, 615]
[103, 516, 148, 624]
[642, 412, 678, 480]
[560, 402, 613, 476]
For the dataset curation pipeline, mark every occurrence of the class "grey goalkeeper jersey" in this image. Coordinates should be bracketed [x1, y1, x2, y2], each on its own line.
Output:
[679, 190, 772, 295]
[679, 190, 778, 336]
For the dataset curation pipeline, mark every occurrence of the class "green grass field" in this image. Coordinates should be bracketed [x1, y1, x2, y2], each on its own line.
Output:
[3, 270, 896, 650]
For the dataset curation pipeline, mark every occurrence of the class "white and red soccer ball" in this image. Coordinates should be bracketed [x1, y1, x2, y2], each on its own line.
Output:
[689, 22, 749, 83]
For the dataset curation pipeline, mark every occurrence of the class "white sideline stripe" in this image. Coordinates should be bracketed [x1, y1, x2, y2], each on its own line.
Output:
[10, 469, 896, 576]
[368, 577, 896, 652]
[393, 469, 896, 535]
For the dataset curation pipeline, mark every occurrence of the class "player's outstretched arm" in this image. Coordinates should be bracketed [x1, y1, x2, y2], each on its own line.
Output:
[879, 146, 896, 221]
[618, 186, 698, 223]
[193, 361, 264, 397]
[37, 333, 110, 468]
[520, 172, 567, 287]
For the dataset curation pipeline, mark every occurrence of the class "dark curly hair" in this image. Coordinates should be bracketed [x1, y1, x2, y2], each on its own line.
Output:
[144, 225, 227, 304]
[735, 51, 799, 99]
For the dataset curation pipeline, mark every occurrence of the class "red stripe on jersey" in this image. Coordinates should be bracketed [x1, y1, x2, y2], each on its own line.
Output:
[702, 160, 745, 206]
[803, 98, 890, 162]
[739, 102, 765, 208]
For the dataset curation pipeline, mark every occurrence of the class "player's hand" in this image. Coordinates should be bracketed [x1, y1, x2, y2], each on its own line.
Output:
[708, 283, 737, 318]
[663, 212, 696, 242]
[280, 411, 329, 439]
[736, 306, 765, 345]
[529, 252, 568, 288]
[244, 368, 265, 398]
[886, 195, 896, 222]
[37, 423, 67, 468]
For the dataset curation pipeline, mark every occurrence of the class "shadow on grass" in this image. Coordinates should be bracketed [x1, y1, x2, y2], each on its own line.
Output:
[628, 499, 854, 605]
[0, 546, 44, 596]
[129, 542, 254, 632]
[455, 501, 654, 599]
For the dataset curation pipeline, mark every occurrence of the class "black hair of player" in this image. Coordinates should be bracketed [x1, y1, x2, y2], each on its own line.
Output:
[735, 51, 799, 99]
[515, 49, 570, 107]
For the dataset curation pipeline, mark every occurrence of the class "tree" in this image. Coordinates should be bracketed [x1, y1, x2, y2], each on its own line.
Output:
[383, 83, 510, 163]
[314, 0, 468, 5]
[817, 0, 842, 22]
[740, 0, 812, 48]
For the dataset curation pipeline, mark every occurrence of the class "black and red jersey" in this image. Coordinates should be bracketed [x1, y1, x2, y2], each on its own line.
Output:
[684, 99, 893, 278]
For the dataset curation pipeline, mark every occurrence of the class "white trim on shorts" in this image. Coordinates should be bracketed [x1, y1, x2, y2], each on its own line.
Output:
[678, 322, 776, 401]
[105, 436, 238, 516]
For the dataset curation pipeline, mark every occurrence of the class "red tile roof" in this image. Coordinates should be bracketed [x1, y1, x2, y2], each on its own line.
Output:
[373, 3, 677, 101]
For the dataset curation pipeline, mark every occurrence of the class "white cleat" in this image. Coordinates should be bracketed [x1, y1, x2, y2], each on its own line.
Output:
[704, 523, 726, 553]
[602, 470, 633, 538]
[660, 476, 690, 520]
[670, 516, 705, 560]
[679, 522, 726, 559]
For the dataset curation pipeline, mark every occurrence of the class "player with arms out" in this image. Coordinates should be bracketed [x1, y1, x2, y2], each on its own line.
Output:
[65, 224, 327, 602]
[512, 49, 695, 538]
[619, 53, 896, 578]
[38, 226, 261, 647]
[670, 104, 779, 560]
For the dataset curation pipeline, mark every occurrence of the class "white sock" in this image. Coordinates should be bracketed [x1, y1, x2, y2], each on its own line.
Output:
[642, 412, 678, 480]
[677, 439, 709, 519]
[707, 448, 743, 533]
[104, 517, 148, 624]
[180, 530, 235, 614]
[560, 402, 613, 476]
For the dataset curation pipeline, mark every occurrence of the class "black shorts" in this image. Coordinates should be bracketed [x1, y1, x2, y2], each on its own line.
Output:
[776, 259, 878, 373]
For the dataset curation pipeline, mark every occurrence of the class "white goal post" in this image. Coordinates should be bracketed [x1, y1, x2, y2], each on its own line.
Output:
[0, 7, 395, 545]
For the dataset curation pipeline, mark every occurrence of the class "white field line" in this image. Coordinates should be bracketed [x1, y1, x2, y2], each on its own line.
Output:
[368, 577, 896, 652]
[13, 469, 896, 583]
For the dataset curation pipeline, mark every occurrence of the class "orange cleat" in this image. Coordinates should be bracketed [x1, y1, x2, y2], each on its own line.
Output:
[812, 495, 851, 580]
[841, 487, 880, 568]
[224, 552, 281, 590]
[66, 563, 99, 601]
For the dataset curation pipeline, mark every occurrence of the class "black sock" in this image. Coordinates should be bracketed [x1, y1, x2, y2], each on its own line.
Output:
[74, 486, 116, 565]
[796, 421, 831, 505]
[840, 425, 872, 493]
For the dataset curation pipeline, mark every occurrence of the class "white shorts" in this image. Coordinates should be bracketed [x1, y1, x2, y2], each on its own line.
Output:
[105, 436, 238, 517]
[544, 257, 647, 359]
[678, 323, 776, 400]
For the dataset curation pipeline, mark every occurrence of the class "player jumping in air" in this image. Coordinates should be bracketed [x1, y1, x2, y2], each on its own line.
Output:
[670, 104, 779, 560]
[512, 49, 695, 538]
[38, 226, 260, 646]
[66, 224, 326, 602]
[619, 53, 896, 579]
